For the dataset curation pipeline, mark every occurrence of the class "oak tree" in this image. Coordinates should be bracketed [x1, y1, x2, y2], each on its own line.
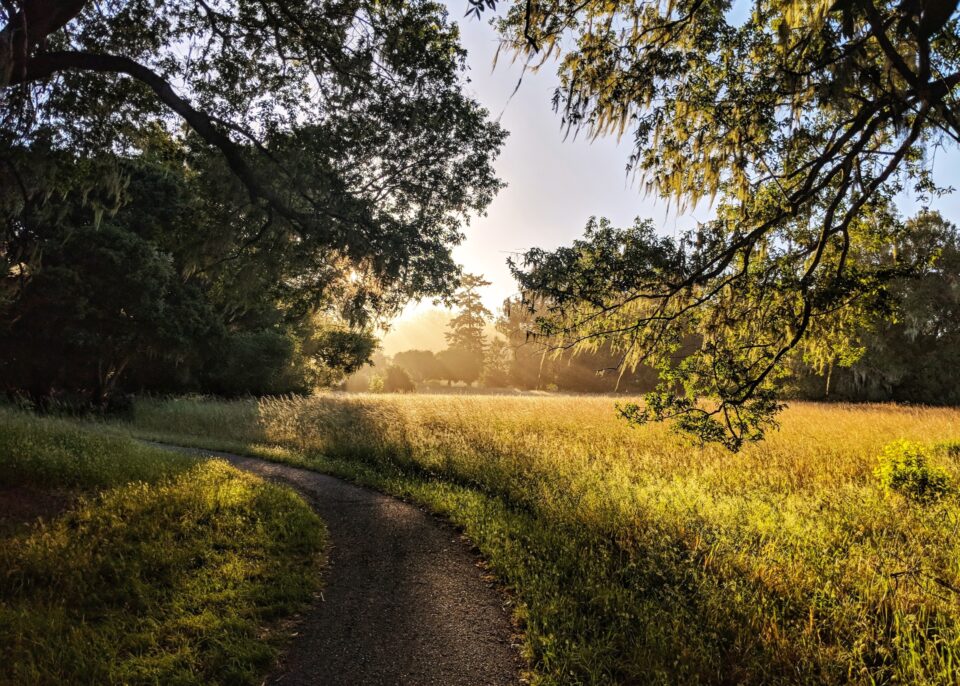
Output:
[493, 0, 960, 446]
[1, 0, 505, 323]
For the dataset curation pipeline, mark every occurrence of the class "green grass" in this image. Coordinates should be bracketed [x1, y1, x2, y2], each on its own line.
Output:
[0, 409, 326, 686]
[121, 394, 960, 685]
[0, 409, 198, 489]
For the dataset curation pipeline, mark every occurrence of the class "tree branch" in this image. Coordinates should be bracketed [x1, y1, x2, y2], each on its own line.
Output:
[11, 49, 328, 234]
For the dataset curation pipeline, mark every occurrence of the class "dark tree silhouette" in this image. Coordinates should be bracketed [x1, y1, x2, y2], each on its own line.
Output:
[1, 0, 505, 324]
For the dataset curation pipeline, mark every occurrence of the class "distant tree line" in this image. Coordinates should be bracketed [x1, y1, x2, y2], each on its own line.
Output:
[375, 216, 960, 405]
[783, 212, 960, 405]
[369, 275, 681, 394]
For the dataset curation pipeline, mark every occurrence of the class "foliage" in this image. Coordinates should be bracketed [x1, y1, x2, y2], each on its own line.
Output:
[0, 409, 325, 685]
[876, 439, 952, 503]
[365, 364, 416, 393]
[495, 211, 958, 404]
[0, 141, 381, 403]
[392, 349, 448, 382]
[822, 212, 960, 403]
[298, 322, 379, 388]
[494, 0, 960, 447]
[382, 365, 416, 393]
[342, 351, 389, 392]
[429, 273, 493, 385]
[1, 0, 505, 324]
[125, 394, 960, 685]
[204, 330, 301, 396]
[0, 221, 213, 405]
[496, 293, 665, 392]
[480, 338, 512, 387]
[444, 273, 492, 355]
[368, 374, 386, 393]
[436, 347, 484, 385]
[511, 205, 939, 448]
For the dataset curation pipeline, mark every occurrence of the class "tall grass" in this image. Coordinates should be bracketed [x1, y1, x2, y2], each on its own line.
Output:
[0, 408, 196, 489]
[128, 395, 960, 685]
[0, 408, 326, 685]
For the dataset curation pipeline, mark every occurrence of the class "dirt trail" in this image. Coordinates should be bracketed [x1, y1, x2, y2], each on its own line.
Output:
[150, 444, 522, 686]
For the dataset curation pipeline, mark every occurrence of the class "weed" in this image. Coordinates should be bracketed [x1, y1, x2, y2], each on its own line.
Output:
[876, 439, 952, 502]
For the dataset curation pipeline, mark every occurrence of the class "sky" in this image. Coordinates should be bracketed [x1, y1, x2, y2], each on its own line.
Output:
[394, 6, 694, 322]
[383, 2, 960, 349]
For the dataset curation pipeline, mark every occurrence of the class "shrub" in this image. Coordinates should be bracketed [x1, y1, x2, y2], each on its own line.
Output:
[205, 330, 302, 396]
[875, 439, 952, 502]
[382, 365, 415, 393]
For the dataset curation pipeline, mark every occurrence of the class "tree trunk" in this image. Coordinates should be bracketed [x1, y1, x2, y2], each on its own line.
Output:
[0, 0, 90, 86]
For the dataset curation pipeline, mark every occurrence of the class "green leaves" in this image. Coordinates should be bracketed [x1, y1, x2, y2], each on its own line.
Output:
[495, 0, 960, 446]
[509, 201, 941, 447]
[3, 0, 506, 325]
[875, 440, 952, 503]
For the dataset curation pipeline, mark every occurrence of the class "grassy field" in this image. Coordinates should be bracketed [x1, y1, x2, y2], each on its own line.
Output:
[0, 409, 326, 686]
[123, 394, 960, 685]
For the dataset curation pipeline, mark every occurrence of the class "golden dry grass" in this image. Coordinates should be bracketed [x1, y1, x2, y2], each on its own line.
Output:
[131, 395, 960, 685]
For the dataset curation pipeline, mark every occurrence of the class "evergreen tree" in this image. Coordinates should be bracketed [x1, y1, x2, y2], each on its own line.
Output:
[436, 274, 492, 385]
[445, 274, 493, 357]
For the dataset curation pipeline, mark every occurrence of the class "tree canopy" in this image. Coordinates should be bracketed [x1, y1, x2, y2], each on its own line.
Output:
[492, 0, 960, 447]
[0, 0, 509, 405]
[2, 0, 505, 323]
[0, 140, 381, 405]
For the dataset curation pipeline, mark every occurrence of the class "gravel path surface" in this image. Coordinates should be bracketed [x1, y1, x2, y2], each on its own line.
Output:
[150, 443, 522, 686]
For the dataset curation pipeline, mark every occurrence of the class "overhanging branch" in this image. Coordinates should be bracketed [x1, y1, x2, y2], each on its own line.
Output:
[11, 49, 326, 234]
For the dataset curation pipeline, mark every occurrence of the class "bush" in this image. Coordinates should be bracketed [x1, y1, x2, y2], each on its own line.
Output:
[368, 374, 385, 393]
[875, 439, 952, 502]
[382, 365, 415, 393]
[205, 330, 302, 396]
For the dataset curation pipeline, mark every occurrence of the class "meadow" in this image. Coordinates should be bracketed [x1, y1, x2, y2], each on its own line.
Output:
[0, 409, 326, 685]
[122, 394, 960, 685]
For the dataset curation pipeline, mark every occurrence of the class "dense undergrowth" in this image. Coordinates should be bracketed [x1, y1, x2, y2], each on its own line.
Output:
[0, 409, 325, 685]
[124, 394, 960, 685]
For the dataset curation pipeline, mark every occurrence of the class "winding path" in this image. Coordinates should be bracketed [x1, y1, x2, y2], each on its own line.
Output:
[151, 444, 523, 686]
